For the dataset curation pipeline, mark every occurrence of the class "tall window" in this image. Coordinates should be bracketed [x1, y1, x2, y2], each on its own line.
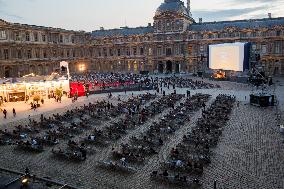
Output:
[15, 32, 20, 41]
[166, 48, 172, 56]
[103, 48, 107, 57]
[60, 35, 63, 43]
[140, 47, 144, 55]
[25, 32, 30, 41]
[0, 31, 7, 39]
[42, 34, 46, 42]
[117, 49, 121, 56]
[4, 49, 9, 59]
[43, 50, 47, 58]
[27, 50, 32, 59]
[261, 44, 267, 54]
[34, 32, 38, 41]
[35, 49, 40, 58]
[126, 48, 130, 56]
[133, 47, 137, 56]
[17, 50, 22, 59]
[65, 36, 69, 43]
[275, 42, 280, 54]
[109, 49, 113, 56]
[157, 47, 162, 56]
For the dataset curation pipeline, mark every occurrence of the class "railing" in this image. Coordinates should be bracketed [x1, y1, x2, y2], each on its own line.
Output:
[0, 167, 82, 189]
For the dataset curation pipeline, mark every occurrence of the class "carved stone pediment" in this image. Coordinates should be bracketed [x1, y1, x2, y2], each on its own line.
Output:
[224, 26, 238, 32]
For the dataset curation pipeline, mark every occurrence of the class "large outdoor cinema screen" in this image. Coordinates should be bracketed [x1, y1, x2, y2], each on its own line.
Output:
[209, 43, 250, 72]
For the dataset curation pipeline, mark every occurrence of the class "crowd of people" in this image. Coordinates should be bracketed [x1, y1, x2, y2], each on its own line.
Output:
[0, 92, 159, 161]
[0, 73, 234, 188]
[70, 73, 220, 92]
[151, 94, 236, 186]
[108, 93, 211, 169]
[1, 73, 221, 120]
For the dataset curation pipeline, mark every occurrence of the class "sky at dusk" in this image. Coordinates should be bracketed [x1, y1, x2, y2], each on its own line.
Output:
[0, 0, 284, 32]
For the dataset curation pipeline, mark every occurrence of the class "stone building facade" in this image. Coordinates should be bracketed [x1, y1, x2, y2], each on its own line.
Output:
[1, 0, 284, 78]
[0, 19, 93, 78]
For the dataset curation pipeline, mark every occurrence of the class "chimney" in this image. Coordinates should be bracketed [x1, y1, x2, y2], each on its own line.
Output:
[268, 13, 272, 19]
[148, 23, 151, 27]
[199, 18, 203, 23]
[100, 27, 104, 31]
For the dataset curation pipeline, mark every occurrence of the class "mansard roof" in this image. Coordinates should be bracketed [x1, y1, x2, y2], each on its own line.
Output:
[92, 26, 154, 38]
[189, 17, 284, 32]
[0, 18, 86, 33]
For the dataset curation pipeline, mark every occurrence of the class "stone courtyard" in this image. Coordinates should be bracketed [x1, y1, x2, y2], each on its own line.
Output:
[0, 77, 283, 189]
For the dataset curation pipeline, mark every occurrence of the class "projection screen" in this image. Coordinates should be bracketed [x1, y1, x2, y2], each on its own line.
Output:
[209, 43, 247, 72]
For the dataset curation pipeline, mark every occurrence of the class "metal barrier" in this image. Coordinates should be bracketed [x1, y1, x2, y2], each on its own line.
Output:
[0, 167, 82, 189]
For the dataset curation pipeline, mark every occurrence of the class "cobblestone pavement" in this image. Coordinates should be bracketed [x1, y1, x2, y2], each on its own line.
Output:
[0, 78, 283, 189]
[200, 103, 284, 189]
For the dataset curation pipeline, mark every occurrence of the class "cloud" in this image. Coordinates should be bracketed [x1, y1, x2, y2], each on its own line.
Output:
[193, 5, 268, 21]
[0, 0, 24, 21]
[0, 10, 24, 21]
[192, 0, 284, 21]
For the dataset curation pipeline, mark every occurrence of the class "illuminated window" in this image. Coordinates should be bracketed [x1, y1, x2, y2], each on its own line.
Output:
[79, 64, 86, 72]
[134, 61, 138, 72]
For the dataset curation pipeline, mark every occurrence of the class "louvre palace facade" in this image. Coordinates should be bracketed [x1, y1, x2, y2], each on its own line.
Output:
[0, 0, 284, 78]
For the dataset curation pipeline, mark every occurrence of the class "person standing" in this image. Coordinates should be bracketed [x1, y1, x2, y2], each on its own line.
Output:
[3, 109, 7, 119]
[187, 90, 191, 98]
[28, 115, 31, 123]
[12, 108, 16, 117]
